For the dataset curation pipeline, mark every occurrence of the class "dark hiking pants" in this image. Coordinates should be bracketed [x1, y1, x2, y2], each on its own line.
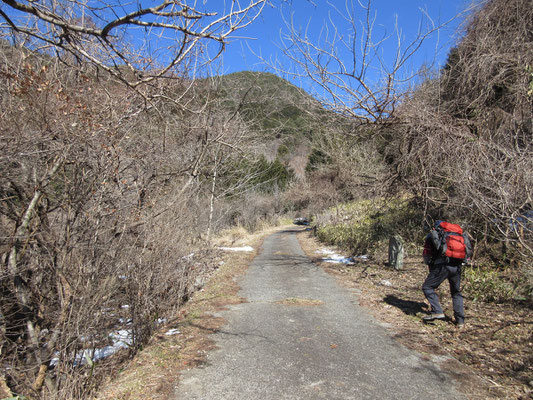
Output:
[422, 263, 464, 323]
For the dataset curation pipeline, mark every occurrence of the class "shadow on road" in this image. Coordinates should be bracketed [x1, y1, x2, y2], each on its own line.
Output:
[278, 227, 310, 234]
[384, 294, 428, 315]
[267, 254, 310, 267]
[187, 321, 270, 342]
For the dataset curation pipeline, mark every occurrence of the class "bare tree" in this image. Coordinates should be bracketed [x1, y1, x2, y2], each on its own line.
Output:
[269, 0, 460, 123]
[0, 0, 266, 89]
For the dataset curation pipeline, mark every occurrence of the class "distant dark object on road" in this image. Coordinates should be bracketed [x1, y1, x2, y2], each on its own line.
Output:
[293, 217, 309, 226]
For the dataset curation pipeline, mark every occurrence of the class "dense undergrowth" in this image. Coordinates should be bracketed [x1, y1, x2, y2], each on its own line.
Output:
[314, 197, 423, 255]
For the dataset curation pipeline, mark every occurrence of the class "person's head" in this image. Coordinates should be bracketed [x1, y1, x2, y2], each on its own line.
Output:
[434, 220, 444, 228]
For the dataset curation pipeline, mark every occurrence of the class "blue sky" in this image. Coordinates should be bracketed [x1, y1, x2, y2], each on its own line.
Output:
[214, 0, 474, 84]
[0, 0, 476, 96]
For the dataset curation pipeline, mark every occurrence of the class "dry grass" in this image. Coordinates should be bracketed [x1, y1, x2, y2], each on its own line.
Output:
[213, 226, 251, 247]
[275, 297, 324, 306]
[296, 229, 533, 400]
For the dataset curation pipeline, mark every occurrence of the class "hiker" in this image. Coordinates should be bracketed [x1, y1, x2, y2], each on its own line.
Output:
[422, 221, 472, 328]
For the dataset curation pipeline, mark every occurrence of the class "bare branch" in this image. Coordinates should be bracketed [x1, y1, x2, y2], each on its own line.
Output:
[267, 0, 461, 122]
[0, 0, 266, 86]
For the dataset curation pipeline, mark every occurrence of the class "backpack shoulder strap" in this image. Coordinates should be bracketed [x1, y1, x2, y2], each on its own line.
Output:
[429, 229, 441, 250]
[462, 231, 473, 259]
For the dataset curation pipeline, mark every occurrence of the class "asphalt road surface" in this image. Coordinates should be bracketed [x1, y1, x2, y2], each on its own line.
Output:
[174, 228, 466, 399]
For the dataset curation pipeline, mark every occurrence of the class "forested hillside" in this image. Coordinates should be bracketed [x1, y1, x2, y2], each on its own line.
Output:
[213, 71, 320, 178]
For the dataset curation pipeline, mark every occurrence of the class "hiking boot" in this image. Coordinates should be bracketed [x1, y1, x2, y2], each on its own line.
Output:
[422, 313, 446, 322]
[456, 321, 465, 329]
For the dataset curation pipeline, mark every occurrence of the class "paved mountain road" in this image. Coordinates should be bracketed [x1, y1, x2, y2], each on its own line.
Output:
[174, 228, 466, 399]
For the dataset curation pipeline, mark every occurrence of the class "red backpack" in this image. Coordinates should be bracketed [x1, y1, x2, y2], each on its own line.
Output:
[430, 221, 468, 260]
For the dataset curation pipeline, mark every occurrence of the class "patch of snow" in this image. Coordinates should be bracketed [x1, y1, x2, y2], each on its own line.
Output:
[121, 304, 130, 309]
[51, 329, 133, 367]
[157, 318, 167, 324]
[218, 246, 254, 252]
[315, 249, 368, 264]
[380, 280, 393, 287]
[165, 328, 181, 336]
[74, 329, 133, 366]
[315, 249, 336, 255]
[315, 249, 354, 264]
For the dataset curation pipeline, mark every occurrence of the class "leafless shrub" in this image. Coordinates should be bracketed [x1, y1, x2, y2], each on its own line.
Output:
[0, 21, 267, 399]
